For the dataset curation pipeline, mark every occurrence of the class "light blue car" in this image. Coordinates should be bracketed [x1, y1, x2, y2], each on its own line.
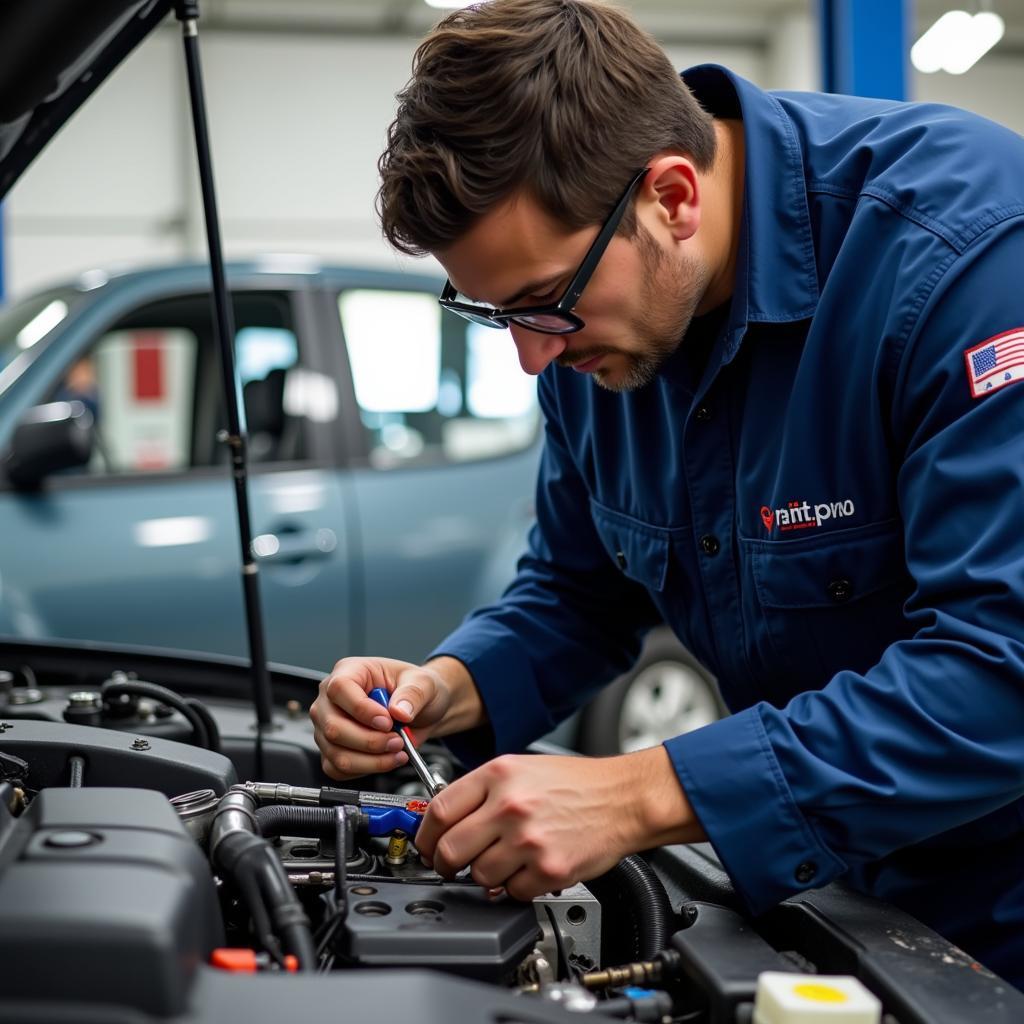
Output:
[0, 261, 720, 752]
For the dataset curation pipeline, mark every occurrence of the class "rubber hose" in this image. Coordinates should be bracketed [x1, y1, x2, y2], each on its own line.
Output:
[219, 830, 316, 971]
[102, 680, 211, 750]
[236, 863, 282, 965]
[250, 844, 318, 970]
[185, 697, 222, 754]
[256, 804, 336, 839]
[603, 854, 674, 960]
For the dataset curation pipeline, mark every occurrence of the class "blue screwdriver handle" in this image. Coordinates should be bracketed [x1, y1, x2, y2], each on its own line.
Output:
[367, 687, 446, 797]
[368, 687, 393, 716]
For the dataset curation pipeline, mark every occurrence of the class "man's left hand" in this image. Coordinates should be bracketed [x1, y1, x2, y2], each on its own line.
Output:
[413, 747, 706, 901]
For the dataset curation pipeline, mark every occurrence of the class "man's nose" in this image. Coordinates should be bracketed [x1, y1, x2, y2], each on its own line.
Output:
[509, 324, 569, 375]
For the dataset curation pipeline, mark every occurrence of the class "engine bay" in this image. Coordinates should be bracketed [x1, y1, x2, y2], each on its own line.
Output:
[1, 642, 1022, 1024]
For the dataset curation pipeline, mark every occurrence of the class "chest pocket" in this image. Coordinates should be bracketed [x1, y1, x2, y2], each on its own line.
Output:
[744, 519, 914, 691]
[589, 499, 676, 593]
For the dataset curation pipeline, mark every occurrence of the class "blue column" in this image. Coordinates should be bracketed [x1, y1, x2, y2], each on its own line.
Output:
[819, 0, 912, 101]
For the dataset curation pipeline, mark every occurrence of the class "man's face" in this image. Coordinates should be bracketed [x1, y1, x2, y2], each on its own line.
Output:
[436, 190, 710, 392]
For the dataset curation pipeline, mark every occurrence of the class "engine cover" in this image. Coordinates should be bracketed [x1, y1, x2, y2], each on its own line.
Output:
[339, 880, 541, 982]
[0, 787, 223, 1016]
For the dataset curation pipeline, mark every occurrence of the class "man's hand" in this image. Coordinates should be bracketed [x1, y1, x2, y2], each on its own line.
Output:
[414, 747, 707, 901]
[310, 656, 482, 780]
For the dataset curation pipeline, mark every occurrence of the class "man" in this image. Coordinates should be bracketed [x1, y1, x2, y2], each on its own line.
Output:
[310, 0, 1024, 983]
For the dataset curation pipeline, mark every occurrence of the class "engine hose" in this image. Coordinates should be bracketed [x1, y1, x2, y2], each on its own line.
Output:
[102, 680, 212, 751]
[217, 828, 316, 970]
[607, 855, 673, 960]
[210, 789, 316, 971]
[236, 864, 284, 966]
[256, 804, 336, 838]
[185, 697, 222, 754]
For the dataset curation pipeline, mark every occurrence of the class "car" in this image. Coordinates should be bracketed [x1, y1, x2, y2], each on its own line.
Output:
[0, 259, 724, 754]
[0, 3, 1021, 1021]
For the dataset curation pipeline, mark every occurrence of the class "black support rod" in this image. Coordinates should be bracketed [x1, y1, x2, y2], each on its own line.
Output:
[174, 0, 272, 777]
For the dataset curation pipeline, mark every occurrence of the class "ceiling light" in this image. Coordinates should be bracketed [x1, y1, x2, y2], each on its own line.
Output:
[912, 9, 1005, 75]
[424, 0, 476, 8]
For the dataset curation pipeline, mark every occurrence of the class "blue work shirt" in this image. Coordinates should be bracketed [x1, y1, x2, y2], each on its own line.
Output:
[430, 66, 1024, 983]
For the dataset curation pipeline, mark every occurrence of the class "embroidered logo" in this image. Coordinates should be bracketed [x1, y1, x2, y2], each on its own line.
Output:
[964, 328, 1024, 399]
[760, 498, 855, 533]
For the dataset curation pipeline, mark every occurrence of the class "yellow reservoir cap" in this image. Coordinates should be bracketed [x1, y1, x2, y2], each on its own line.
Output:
[753, 972, 882, 1024]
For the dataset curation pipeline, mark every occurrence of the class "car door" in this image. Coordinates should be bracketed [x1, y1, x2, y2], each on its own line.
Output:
[319, 276, 542, 663]
[0, 271, 353, 674]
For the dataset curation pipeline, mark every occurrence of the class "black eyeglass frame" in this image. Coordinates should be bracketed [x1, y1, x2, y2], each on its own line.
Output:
[438, 166, 649, 335]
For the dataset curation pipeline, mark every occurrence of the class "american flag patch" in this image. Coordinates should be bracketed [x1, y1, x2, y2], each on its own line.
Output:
[964, 327, 1024, 399]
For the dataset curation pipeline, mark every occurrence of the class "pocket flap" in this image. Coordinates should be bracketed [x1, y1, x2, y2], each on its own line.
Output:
[749, 520, 905, 609]
[590, 500, 673, 592]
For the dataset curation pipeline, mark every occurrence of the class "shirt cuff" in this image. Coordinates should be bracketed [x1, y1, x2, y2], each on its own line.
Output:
[664, 704, 847, 915]
[427, 618, 555, 769]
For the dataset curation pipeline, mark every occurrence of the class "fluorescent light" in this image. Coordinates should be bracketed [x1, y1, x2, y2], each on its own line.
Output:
[912, 9, 1005, 75]
[424, 0, 475, 8]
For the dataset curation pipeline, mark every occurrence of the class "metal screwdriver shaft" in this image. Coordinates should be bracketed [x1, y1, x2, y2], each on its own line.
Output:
[368, 688, 447, 798]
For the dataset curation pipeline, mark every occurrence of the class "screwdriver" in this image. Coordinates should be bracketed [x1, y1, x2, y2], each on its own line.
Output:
[368, 687, 447, 798]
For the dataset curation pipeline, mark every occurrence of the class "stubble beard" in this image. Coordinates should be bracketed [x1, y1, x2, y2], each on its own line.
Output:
[593, 230, 709, 393]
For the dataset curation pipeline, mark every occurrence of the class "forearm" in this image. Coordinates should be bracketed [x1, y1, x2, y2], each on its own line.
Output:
[625, 745, 707, 847]
[422, 655, 487, 737]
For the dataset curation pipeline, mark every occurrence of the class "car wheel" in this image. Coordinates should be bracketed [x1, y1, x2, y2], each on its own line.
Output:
[577, 632, 724, 755]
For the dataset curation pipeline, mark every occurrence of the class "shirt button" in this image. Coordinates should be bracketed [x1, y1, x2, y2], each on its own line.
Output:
[795, 861, 817, 884]
[827, 578, 853, 603]
[699, 534, 720, 556]
[694, 405, 712, 422]
[616, 551, 628, 571]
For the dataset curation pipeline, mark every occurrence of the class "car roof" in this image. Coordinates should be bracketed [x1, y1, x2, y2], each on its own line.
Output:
[33, 257, 444, 300]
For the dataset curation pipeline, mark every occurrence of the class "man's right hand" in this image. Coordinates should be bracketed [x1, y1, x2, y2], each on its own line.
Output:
[310, 657, 469, 780]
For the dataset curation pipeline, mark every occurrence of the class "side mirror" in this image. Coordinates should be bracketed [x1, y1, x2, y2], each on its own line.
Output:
[3, 401, 94, 489]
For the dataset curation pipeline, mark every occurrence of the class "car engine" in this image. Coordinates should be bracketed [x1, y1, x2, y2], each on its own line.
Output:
[1, 644, 1023, 1024]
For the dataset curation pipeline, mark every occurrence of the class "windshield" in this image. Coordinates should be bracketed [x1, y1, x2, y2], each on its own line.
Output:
[0, 287, 83, 389]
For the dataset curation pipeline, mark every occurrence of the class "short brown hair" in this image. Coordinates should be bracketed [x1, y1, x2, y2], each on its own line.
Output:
[378, 0, 716, 257]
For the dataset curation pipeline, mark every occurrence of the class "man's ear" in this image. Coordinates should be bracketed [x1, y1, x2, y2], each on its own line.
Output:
[642, 154, 700, 242]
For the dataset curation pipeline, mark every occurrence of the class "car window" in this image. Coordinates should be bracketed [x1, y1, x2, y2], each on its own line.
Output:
[0, 287, 83, 395]
[47, 290, 317, 476]
[338, 288, 538, 469]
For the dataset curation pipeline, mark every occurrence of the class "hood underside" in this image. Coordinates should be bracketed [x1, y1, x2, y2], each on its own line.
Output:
[0, 0, 172, 201]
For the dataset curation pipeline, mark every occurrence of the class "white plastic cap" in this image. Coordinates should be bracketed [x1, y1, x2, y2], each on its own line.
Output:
[753, 972, 882, 1024]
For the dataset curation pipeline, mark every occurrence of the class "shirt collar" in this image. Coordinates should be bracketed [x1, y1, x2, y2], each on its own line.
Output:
[681, 64, 820, 330]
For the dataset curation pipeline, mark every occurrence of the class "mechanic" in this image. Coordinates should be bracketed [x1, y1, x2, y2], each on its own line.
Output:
[310, 0, 1024, 985]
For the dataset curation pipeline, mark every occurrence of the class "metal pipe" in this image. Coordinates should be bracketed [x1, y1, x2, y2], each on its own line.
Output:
[173, 0, 273, 779]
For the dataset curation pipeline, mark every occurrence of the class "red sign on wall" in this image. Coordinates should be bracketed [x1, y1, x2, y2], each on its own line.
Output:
[132, 332, 164, 401]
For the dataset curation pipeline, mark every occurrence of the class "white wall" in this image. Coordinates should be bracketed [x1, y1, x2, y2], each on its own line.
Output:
[914, 56, 1024, 136]
[4, 12, 1021, 300]
[4, 26, 770, 299]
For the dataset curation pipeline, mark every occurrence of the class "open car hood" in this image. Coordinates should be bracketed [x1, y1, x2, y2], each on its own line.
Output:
[0, 0, 172, 201]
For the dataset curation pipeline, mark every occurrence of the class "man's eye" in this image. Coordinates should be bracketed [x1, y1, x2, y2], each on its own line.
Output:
[528, 287, 559, 304]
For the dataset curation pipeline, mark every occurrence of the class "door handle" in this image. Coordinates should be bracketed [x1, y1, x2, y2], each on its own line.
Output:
[252, 527, 337, 565]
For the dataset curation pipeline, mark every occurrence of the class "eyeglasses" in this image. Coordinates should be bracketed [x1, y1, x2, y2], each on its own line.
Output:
[438, 167, 649, 336]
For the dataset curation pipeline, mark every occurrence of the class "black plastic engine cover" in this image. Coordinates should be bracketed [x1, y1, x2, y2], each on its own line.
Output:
[339, 880, 541, 982]
[0, 787, 223, 1016]
[0, 720, 236, 795]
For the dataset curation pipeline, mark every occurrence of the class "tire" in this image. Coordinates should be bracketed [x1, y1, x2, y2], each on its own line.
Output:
[577, 629, 725, 756]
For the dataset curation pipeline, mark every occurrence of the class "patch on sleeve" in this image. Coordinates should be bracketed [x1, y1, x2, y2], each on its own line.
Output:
[964, 328, 1024, 399]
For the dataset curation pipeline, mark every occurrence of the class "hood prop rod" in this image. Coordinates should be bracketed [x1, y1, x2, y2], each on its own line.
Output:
[174, 0, 273, 778]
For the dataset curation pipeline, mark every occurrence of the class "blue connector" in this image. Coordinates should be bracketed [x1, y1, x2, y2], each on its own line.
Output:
[364, 804, 424, 837]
